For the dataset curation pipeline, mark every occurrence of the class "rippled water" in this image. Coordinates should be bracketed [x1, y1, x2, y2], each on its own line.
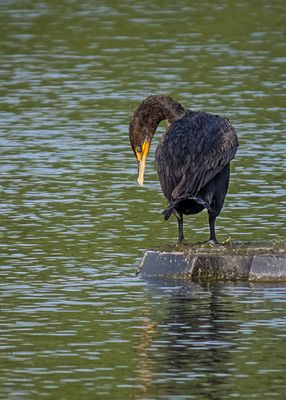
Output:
[0, 0, 286, 398]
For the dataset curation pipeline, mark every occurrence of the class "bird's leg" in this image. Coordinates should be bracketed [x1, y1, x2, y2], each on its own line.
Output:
[208, 212, 219, 244]
[174, 210, 187, 244]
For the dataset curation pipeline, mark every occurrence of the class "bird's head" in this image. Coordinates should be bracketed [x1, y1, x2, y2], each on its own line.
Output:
[129, 95, 184, 186]
[129, 115, 152, 186]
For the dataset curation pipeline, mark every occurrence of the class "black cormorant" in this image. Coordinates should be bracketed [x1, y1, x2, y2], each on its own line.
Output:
[129, 95, 239, 244]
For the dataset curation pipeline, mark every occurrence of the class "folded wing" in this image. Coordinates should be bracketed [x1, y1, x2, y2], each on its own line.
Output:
[155, 110, 238, 205]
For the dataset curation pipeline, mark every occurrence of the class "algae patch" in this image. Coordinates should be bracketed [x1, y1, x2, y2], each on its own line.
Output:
[152, 239, 286, 257]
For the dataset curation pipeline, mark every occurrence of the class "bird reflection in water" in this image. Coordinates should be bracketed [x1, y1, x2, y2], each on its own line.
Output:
[136, 280, 239, 398]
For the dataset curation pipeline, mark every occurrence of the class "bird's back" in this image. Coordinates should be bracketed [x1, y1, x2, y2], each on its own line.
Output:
[155, 110, 238, 202]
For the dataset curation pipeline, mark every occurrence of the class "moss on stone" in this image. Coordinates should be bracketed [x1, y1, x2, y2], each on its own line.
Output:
[152, 239, 286, 257]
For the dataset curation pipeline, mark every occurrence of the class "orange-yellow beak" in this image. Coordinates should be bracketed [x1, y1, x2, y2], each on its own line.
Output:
[135, 141, 150, 186]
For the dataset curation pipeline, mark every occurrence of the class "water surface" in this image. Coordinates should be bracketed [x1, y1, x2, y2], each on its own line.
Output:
[0, 0, 285, 398]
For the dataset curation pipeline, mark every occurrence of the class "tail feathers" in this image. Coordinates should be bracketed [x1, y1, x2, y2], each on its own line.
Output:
[188, 195, 211, 211]
[162, 205, 174, 220]
[162, 198, 181, 220]
[163, 195, 210, 220]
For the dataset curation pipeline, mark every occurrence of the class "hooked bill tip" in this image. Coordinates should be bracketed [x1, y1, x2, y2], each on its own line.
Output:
[137, 177, 144, 186]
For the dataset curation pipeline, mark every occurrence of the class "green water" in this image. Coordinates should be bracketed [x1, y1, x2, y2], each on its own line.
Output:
[0, 0, 285, 399]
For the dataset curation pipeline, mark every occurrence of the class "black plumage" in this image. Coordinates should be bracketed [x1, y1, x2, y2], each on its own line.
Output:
[129, 95, 238, 244]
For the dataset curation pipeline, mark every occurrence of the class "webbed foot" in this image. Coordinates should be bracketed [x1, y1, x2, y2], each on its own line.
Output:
[207, 239, 220, 246]
[176, 238, 189, 246]
[197, 239, 220, 246]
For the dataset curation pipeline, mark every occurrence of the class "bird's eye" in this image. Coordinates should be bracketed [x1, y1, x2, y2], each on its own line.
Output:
[135, 146, 142, 153]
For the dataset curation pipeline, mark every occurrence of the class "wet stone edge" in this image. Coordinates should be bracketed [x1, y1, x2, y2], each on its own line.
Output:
[137, 250, 286, 282]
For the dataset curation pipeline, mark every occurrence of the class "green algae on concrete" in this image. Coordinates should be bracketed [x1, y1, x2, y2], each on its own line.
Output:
[153, 239, 286, 256]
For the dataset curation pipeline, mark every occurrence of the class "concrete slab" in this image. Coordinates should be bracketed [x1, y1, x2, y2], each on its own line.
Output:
[249, 255, 286, 281]
[137, 241, 286, 282]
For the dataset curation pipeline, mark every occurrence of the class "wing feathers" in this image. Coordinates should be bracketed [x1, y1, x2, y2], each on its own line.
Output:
[155, 110, 238, 203]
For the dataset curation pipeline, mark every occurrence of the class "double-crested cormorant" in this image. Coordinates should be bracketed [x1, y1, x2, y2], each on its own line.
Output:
[129, 95, 239, 244]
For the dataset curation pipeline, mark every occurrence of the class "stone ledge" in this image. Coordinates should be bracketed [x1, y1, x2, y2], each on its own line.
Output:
[137, 241, 286, 282]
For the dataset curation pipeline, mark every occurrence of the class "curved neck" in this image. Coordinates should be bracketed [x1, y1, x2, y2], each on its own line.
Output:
[134, 95, 185, 138]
